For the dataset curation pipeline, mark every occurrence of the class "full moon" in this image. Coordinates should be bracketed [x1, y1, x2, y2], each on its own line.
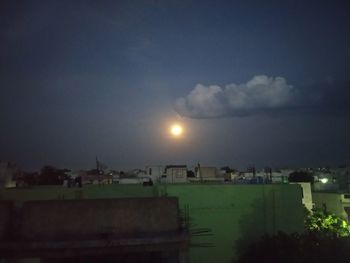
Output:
[170, 124, 183, 137]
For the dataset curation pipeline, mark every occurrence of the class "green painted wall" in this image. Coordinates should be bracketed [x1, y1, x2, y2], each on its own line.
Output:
[164, 184, 304, 263]
[0, 184, 304, 263]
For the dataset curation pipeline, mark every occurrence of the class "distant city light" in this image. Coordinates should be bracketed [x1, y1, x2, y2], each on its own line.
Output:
[320, 178, 328, 184]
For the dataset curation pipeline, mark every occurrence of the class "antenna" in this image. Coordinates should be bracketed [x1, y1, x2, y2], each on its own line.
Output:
[96, 155, 99, 171]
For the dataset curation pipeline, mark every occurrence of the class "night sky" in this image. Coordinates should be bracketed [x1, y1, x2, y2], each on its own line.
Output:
[1, 0, 349, 171]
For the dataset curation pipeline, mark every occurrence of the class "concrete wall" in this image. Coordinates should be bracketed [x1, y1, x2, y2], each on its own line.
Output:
[0, 185, 157, 201]
[20, 197, 179, 241]
[0, 201, 12, 241]
[290, 182, 313, 211]
[313, 181, 340, 192]
[312, 192, 349, 220]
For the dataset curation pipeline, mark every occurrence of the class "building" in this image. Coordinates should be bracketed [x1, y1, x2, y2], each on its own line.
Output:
[311, 166, 350, 221]
[0, 161, 19, 188]
[0, 197, 189, 263]
[333, 166, 350, 191]
[145, 165, 163, 183]
[271, 170, 289, 183]
[198, 166, 217, 179]
[311, 166, 350, 192]
[163, 165, 187, 183]
[313, 192, 350, 220]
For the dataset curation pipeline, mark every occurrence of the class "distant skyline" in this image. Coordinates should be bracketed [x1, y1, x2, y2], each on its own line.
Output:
[1, 0, 349, 171]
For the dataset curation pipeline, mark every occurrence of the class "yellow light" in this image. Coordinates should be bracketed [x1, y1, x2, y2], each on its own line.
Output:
[170, 124, 183, 137]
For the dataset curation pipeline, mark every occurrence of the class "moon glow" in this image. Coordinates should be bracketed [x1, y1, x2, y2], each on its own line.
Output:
[170, 124, 183, 137]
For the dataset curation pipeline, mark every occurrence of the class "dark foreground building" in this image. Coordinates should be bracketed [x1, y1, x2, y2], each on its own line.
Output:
[0, 197, 189, 263]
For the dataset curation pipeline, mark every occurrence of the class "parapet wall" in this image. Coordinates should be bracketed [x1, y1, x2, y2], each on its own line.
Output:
[1, 197, 180, 241]
[0, 201, 12, 240]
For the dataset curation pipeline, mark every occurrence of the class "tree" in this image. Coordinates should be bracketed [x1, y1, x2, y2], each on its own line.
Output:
[221, 166, 236, 173]
[288, 170, 314, 183]
[236, 231, 350, 263]
[236, 208, 350, 263]
[187, 170, 195, 178]
[22, 172, 39, 186]
[305, 208, 350, 238]
[37, 166, 68, 185]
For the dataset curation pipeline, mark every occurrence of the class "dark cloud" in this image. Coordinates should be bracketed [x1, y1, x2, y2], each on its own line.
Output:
[297, 79, 350, 116]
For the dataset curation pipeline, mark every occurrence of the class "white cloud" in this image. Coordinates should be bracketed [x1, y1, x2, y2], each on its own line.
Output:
[174, 75, 295, 118]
